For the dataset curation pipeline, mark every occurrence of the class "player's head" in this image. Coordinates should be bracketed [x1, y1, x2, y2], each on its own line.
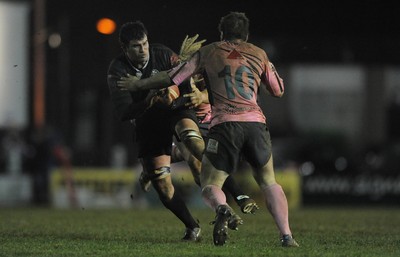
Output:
[119, 21, 149, 67]
[119, 21, 148, 48]
[218, 12, 249, 41]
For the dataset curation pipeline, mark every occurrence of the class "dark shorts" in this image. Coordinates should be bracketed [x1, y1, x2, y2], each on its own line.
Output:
[134, 107, 197, 158]
[204, 122, 272, 173]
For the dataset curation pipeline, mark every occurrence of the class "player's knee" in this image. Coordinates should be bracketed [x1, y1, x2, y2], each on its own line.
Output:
[179, 129, 204, 160]
[150, 166, 171, 180]
[151, 167, 174, 200]
[258, 176, 276, 188]
[171, 145, 184, 163]
[158, 186, 175, 202]
[253, 168, 276, 187]
[179, 129, 203, 143]
[201, 185, 213, 198]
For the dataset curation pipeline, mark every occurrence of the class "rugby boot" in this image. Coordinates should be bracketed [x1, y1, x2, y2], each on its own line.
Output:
[182, 227, 201, 242]
[281, 234, 299, 247]
[212, 204, 234, 246]
[227, 212, 243, 230]
[236, 196, 259, 214]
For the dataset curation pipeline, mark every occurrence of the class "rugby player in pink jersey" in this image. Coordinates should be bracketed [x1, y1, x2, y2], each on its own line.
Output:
[117, 12, 299, 247]
[171, 75, 259, 216]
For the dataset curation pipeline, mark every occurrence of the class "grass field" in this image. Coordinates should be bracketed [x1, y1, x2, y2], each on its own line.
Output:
[1, 206, 399, 257]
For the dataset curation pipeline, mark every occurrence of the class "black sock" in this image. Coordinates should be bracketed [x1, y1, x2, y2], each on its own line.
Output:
[222, 176, 247, 203]
[160, 193, 199, 229]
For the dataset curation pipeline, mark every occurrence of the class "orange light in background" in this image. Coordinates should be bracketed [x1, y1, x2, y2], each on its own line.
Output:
[96, 18, 116, 35]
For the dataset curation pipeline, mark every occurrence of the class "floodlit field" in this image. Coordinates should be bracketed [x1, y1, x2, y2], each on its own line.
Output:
[0, 207, 399, 257]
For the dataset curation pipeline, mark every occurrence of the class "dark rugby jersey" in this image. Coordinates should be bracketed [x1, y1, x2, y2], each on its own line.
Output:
[107, 44, 179, 121]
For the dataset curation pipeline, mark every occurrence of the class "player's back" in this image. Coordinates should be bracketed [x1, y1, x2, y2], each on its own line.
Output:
[199, 41, 267, 127]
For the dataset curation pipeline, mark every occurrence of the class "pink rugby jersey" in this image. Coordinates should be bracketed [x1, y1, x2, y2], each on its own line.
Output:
[168, 41, 284, 128]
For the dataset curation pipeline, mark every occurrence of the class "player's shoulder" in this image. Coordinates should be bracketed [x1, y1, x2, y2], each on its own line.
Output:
[108, 54, 127, 73]
[206, 41, 224, 50]
[243, 42, 266, 54]
[241, 42, 268, 60]
[150, 43, 176, 61]
[198, 42, 222, 56]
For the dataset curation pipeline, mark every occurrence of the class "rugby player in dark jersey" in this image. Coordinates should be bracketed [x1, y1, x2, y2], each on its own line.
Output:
[107, 21, 202, 241]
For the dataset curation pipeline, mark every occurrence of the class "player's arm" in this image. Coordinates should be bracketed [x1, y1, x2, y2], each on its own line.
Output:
[117, 71, 173, 92]
[117, 35, 205, 92]
[117, 53, 199, 92]
[262, 61, 284, 98]
[107, 61, 161, 120]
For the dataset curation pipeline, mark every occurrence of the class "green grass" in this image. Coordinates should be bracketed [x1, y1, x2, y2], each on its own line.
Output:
[1, 206, 399, 257]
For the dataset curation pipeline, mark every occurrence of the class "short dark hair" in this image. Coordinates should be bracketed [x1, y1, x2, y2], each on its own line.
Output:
[119, 21, 148, 48]
[218, 12, 249, 41]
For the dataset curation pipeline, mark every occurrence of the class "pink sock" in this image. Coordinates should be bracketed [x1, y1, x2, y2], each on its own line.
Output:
[201, 185, 227, 211]
[261, 184, 291, 236]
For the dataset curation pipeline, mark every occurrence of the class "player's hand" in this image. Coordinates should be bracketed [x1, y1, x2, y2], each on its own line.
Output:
[145, 89, 163, 109]
[117, 73, 140, 91]
[145, 89, 174, 109]
[178, 34, 206, 62]
[158, 88, 175, 107]
[183, 78, 203, 109]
